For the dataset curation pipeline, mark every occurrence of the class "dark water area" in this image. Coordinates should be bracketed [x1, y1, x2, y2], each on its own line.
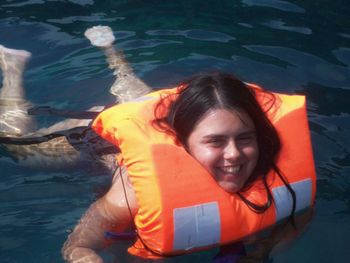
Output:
[0, 0, 350, 262]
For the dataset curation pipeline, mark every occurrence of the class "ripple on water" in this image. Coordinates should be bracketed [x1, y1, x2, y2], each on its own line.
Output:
[241, 0, 305, 13]
[146, 29, 236, 43]
[243, 45, 350, 88]
[262, 19, 312, 35]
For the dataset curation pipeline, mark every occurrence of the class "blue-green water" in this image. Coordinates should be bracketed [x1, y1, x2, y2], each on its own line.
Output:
[1, 0, 350, 262]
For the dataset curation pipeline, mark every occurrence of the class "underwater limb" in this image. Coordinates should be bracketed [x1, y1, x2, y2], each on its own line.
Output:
[237, 208, 314, 263]
[84, 26, 151, 103]
[0, 44, 31, 100]
[0, 45, 37, 136]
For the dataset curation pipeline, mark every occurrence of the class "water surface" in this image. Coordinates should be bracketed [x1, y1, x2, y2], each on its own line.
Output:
[1, 0, 350, 262]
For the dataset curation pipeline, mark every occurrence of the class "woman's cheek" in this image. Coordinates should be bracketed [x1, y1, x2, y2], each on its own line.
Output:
[193, 146, 221, 169]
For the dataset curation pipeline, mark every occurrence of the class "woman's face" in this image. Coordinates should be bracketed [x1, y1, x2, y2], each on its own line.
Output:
[187, 108, 259, 193]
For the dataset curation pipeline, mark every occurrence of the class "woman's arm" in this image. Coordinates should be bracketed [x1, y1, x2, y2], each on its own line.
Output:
[62, 167, 137, 262]
[62, 199, 115, 263]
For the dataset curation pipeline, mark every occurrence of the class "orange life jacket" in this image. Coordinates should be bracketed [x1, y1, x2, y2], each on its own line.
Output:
[92, 84, 316, 258]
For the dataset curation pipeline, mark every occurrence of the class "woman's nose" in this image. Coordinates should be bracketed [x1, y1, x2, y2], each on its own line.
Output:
[223, 140, 242, 161]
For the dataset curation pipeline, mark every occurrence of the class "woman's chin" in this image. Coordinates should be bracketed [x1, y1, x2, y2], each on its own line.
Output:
[218, 181, 242, 194]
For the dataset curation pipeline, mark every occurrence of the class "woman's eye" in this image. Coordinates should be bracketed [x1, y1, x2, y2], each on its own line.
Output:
[237, 135, 256, 144]
[207, 138, 225, 147]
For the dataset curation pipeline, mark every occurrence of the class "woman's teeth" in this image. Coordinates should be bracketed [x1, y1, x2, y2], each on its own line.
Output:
[220, 166, 241, 174]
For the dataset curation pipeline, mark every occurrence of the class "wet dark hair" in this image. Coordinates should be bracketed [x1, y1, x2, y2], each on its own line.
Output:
[154, 72, 296, 217]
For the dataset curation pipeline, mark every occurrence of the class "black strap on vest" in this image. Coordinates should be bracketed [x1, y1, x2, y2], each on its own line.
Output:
[28, 106, 101, 120]
[0, 105, 113, 145]
[0, 133, 64, 145]
[0, 126, 90, 145]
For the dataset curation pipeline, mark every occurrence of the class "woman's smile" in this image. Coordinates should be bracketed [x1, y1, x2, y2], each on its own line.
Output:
[217, 165, 241, 175]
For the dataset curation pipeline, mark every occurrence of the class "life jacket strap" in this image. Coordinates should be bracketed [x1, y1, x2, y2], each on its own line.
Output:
[0, 126, 88, 145]
[27, 106, 102, 119]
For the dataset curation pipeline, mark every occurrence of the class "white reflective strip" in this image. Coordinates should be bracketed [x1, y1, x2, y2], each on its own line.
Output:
[273, 179, 312, 221]
[173, 202, 221, 251]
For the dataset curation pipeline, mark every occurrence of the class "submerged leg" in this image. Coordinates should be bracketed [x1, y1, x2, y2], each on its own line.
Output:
[0, 45, 36, 136]
[85, 26, 151, 103]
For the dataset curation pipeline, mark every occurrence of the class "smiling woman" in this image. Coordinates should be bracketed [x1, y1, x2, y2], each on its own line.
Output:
[63, 71, 316, 261]
[0, 19, 316, 263]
